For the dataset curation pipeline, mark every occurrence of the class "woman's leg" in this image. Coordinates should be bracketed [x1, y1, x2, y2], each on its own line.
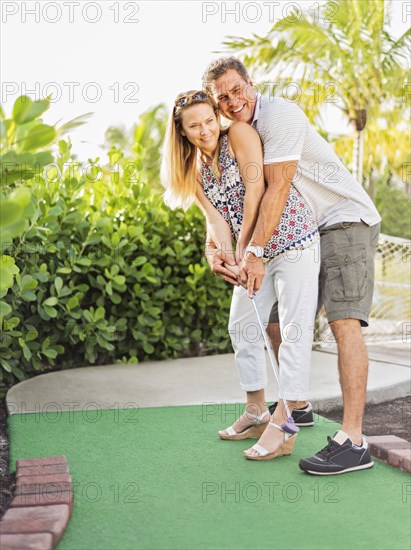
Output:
[245, 246, 320, 453]
[221, 272, 277, 434]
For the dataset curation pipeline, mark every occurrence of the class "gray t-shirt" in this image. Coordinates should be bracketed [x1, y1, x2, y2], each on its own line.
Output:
[252, 94, 381, 229]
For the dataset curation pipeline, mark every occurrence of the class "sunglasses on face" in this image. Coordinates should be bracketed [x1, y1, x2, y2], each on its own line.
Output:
[174, 91, 210, 108]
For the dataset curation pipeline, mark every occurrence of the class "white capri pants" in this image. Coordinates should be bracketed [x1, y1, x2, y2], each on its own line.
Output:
[228, 246, 320, 400]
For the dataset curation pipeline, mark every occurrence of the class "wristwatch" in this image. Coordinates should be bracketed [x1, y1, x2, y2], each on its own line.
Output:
[245, 245, 264, 258]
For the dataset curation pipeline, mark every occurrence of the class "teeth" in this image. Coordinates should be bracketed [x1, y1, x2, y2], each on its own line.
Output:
[233, 104, 244, 113]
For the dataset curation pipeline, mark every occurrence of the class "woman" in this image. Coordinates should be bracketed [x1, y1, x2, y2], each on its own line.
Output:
[161, 90, 320, 461]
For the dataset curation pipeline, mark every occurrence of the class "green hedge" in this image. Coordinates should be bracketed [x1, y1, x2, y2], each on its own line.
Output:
[0, 99, 233, 395]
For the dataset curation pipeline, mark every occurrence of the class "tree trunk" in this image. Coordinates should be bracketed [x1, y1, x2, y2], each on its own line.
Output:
[353, 130, 364, 185]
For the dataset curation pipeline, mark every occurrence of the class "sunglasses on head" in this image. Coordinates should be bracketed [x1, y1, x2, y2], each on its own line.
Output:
[174, 91, 210, 108]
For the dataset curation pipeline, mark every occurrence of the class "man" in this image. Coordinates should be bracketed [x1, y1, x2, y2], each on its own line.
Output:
[202, 56, 381, 475]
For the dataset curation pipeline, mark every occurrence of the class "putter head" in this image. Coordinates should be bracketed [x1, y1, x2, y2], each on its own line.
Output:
[281, 418, 300, 435]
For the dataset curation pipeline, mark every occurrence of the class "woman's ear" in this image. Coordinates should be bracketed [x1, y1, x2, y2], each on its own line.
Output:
[180, 130, 186, 137]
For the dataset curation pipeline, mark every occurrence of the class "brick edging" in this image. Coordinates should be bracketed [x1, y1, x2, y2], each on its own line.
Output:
[368, 435, 411, 473]
[0, 455, 73, 550]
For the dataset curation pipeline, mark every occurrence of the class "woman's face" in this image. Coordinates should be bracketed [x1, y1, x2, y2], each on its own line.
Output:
[180, 103, 220, 157]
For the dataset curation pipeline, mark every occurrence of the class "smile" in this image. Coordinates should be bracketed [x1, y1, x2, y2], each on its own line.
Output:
[232, 104, 245, 114]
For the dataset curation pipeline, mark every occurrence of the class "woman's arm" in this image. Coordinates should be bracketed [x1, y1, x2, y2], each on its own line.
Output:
[195, 179, 236, 266]
[227, 122, 265, 262]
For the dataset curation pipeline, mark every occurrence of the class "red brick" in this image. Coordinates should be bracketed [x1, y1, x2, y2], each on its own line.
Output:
[16, 456, 67, 469]
[367, 435, 405, 445]
[17, 463, 69, 478]
[368, 435, 410, 461]
[16, 474, 71, 495]
[0, 532, 53, 550]
[16, 473, 71, 489]
[11, 490, 73, 516]
[1, 504, 70, 545]
[387, 449, 411, 473]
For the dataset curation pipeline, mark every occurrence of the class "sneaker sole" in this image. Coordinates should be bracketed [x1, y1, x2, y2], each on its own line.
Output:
[304, 461, 374, 476]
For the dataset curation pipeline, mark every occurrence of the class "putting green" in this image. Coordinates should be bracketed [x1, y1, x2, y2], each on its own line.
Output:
[8, 405, 411, 550]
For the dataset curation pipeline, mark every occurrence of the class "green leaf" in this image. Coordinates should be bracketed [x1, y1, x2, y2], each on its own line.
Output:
[21, 123, 56, 151]
[20, 290, 37, 302]
[0, 267, 13, 291]
[143, 342, 155, 354]
[0, 200, 22, 228]
[24, 98, 50, 122]
[43, 348, 57, 358]
[43, 305, 57, 317]
[113, 275, 126, 285]
[0, 358, 12, 372]
[54, 277, 63, 295]
[0, 256, 18, 271]
[94, 307, 105, 321]
[67, 296, 79, 310]
[3, 316, 19, 330]
[48, 205, 63, 217]
[9, 186, 31, 208]
[21, 275, 38, 290]
[133, 256, 147, 267]
[43, 297, 58, 306]
[12, 96, 33, 124]
[0, 301, 12, 317]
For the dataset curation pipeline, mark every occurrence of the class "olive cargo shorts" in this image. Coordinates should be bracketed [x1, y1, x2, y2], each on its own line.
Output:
[269, 221, 381, 327]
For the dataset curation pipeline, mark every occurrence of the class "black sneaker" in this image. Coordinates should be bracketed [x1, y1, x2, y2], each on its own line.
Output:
[299, 430, 374, 475]
[268, 402, 314, 427]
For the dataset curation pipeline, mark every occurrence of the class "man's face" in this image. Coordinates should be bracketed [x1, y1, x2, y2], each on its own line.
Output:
[213, 69, 257, 124]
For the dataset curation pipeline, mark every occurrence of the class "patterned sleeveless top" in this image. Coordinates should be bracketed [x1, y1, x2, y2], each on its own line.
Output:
[200, 134, 319, 260]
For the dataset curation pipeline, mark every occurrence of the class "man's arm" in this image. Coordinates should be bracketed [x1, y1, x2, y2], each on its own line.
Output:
[240, 161, 298, 297]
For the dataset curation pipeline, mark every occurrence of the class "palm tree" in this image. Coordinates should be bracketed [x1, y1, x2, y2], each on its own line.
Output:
[222, 0, 410, 185]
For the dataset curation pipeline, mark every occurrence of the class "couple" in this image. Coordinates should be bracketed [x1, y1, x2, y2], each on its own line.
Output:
[161, 57, 381, 476]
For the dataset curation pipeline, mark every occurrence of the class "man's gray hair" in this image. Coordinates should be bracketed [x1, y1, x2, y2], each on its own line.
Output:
[202, 57, 251, 94]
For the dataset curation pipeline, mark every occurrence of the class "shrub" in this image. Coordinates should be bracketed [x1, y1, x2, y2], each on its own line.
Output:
[0, 98, 233, 395]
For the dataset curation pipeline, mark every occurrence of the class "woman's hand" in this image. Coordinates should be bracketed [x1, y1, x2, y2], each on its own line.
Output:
[205, 247, 240, 286]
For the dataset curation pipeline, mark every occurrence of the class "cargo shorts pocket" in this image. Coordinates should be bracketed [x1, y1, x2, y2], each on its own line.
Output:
[324, 244, 368, 302]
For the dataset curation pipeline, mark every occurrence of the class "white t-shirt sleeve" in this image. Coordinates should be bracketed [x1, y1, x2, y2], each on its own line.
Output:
[259, 100, 308, 164]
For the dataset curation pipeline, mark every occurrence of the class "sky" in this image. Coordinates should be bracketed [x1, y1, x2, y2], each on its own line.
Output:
[2, 0, 410, 159]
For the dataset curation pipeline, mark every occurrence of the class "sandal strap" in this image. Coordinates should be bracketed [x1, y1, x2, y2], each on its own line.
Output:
[251, 443, 269, 456]
[268, 422, 285, 431]
[268, 422, 294, 440]
[246, 409, 269, 424]
[225, 426, 237, 436]
[223, 409, 269, 435]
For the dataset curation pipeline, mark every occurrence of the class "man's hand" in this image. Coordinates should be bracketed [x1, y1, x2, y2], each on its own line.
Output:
[235, 240, 247, 265]
[239, 253, 265, 297]
[205, 247, 240, 286]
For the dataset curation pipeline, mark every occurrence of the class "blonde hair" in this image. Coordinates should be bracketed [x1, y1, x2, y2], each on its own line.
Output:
[161, 90, 226, 210]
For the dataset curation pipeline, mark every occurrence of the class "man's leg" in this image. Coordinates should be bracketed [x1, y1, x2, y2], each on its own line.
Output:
[330, 318, 368, 445]
[266, 320, 281, 363]
[299, 222, 380, 475]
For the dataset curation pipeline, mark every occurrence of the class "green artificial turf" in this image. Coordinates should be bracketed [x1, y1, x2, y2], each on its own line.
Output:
[8, 406, 411, 550]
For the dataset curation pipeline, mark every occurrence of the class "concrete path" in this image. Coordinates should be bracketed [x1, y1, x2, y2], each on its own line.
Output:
[7, 347, 411, 416]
